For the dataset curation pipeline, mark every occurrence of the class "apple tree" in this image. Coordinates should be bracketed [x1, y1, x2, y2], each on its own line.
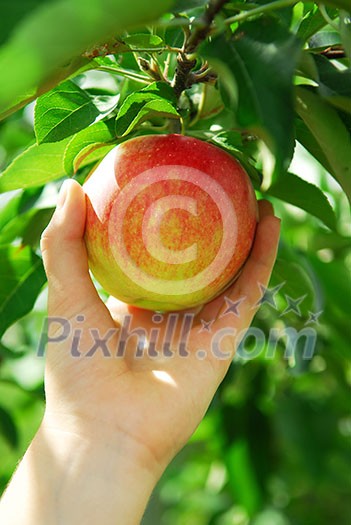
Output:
[0, 1, 350, 523]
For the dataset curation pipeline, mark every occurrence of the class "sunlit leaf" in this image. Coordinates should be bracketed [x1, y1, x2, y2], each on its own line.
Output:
[115, 81, 179, 136]
[34, 80, 101, 144]
[268, 172, 337, 230]
[201, 19, 302, 178]
[0, 139, 69, 192]
[63, 119, 116, 175]
[0, 405, 18, 449]
[0, 0, 173, 119]
[0, 245, 46, 337]
[296, 86, 351, 204]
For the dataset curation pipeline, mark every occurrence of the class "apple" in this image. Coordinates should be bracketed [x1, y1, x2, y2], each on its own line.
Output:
[83, 134, 258, 311]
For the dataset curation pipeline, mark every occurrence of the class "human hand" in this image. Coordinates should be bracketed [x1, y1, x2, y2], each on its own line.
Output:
[0, 178, 280, 525]
[40, 179, 280, 473]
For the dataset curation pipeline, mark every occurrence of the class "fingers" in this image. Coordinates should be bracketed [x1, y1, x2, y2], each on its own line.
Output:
[200, 200, 280, 326]
[41, 179, 102, 316]
[218, 199, 280, 321]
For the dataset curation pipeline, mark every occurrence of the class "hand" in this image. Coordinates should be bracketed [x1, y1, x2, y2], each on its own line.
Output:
[40, 179, 280, 468]
[0, 179, 280, 525]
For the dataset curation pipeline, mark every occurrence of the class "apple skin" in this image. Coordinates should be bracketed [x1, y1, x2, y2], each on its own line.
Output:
[83, 134, 258, 311]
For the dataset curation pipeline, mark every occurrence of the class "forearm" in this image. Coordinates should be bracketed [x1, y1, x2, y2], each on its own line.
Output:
[0, 422, 159, 525]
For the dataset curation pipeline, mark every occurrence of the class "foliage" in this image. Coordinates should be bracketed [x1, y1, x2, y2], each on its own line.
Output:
[0, 1, 350, 523]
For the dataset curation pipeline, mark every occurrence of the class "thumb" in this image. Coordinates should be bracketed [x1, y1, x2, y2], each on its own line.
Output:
[41, 179, 102, 316]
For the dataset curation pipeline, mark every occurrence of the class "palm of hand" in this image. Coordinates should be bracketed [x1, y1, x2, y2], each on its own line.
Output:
[41, 182, 280, 472]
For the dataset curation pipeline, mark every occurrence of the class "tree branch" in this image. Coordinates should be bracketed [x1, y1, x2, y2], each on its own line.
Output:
[172, 0, 229, 99]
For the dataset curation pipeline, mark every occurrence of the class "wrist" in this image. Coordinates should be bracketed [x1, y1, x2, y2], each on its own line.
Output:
[41, 408, 167, 478]
[1, 416, 162, 525]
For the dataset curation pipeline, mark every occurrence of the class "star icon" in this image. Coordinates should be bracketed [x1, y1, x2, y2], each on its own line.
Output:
[255, 282, 285, 309]
[281, 294, 306, 317]
[305, 310, 323, 325]
[220, 296, 246, 318]
[198, 319, 214, 333]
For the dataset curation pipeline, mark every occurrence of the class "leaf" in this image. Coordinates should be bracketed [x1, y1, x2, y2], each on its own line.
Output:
[22, 208, 55, 247]
[201, 19, 302, 178]
[295, 86, 351, 205]
[295, 118, 333, 175]
[0, 188, 43, 231]
[314, 54, 351, 113]
[0, 56, 94, 122]
[0, 245, 46, 337]
[340, 11, 351, 64]
[210, 131, 263, 187]
[119, 99, 179, 137]
[0, 207, 54, 248]
[0, 0, 173, 119]
[115, 81, 179, 136]
[308, 30, 341, 50]
[310, 256, 351, 314]
[0, 139, 69, 193]
[0, 207, 50, 245]
[0, 0, 44, 46]
[34, 80, 101, 144]
[297, 6, 338, 42]
[0, 405, 19, 448]
[123, 34, 165, 50]
[63, 119, 116, 175]
[270, 257, 316, 319]
[73, 143, 115, 173]
[268, 172, 337, 230]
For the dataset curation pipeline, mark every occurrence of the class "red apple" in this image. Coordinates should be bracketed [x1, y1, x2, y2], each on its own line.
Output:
[83, 134, 258, 311]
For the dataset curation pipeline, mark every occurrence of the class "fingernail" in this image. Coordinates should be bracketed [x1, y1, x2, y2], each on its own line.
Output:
[57, 180, 70, 209]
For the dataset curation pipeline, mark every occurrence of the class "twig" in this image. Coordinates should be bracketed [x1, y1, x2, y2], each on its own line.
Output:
[186, 0, 229, 53]
[172, 0, 229, 99]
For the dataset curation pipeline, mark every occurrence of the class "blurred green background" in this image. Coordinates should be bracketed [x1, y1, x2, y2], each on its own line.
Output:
[0, 104, 350, 524]
[1, 0, 351, 522]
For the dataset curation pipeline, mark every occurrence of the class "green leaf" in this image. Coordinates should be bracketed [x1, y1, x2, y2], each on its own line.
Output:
[63, 119, 116, 175]
[295, 86, 351, 205]
[72, 143, 115, 174]
[340, 10, 351, 64]
[308, 30, 341, 50]
[0, 56, 94, 122]
[295, 118, 333, 175]
[268, 172, 337, 230]
[201, 19, 302, 178]
[34, 80, 101, 144]
[0, 405, 19, 449]
[270, 257, 316, 320]
[0, 139, 69, 193]
[0, 0, 44, 47]
[314, 54, 351, 113]
[0, 0, 173, 119]
[297, 6, 338, 42]
[115, 81, 179, 136]
[123, 34, 165, 50]
[119, 99, 179, 137]
[210, 131, 263, 187]
[0, 188, 42, 231]
[0, 245, 46, 337]
[310, 256, 351, 314]
[0, 207, 54, 247]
